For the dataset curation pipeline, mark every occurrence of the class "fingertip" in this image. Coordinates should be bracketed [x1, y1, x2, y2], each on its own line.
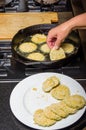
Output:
[47, 41, 55, 49]
[47, 43, 53, 49]
[52, 45, 59, 50]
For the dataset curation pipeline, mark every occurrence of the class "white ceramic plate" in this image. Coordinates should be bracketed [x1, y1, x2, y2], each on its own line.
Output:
[10, 72, 86, 130]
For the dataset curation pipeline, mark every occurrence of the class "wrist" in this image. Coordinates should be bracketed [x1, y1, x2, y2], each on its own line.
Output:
[66, 17, 77, 31]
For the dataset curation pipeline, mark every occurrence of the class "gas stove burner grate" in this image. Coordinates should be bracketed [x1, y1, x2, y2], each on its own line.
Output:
[0, 0, 68, 12]
[0, 0, 19, 12]
[27, 0, 68, 12]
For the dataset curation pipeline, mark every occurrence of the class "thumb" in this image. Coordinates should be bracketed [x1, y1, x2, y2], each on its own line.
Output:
[54, 38, 62, 49]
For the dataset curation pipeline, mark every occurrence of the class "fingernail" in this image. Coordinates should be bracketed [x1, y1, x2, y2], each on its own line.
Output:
[55, 46, 59, 49]
[53, 45, 59, 50]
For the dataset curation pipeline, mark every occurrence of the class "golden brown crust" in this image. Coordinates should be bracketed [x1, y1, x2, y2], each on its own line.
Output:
[19, 42, 37, 53]
[53, 101, 77, 115]
[51, 84, 70, 100]
[31, 34, 47, 44]
[42, 76, 60, 92]
[64, 94, 86, 109]
[27, 52, 45, 61]
[50, 47, 66, 61]
[40, 43, 50, 54]
[33, 109, 56, 127]
[50, 103, 68, 118]
[44, 106, 62, 120]
[61, 43, 75, 54]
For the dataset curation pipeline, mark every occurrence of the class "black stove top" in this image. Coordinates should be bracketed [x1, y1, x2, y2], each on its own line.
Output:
[0, 0, 20, 12]
[27, 0, 68, 12]
[0, 1, 86, 130]
[0, 0, 68, 12]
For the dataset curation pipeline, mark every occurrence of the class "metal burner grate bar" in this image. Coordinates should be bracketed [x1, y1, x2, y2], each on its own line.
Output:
[0, 68, 7, 77]
[0, 59, 11, 66]
[4, 7, 17, 12]
[0, 0, 19, 12]
[27, 0, 68, 12]
[25, 65, 81, 77]
[0, 0, 68, 12]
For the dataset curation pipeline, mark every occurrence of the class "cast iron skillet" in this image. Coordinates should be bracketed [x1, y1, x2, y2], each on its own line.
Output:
[12, 24, 81, 68]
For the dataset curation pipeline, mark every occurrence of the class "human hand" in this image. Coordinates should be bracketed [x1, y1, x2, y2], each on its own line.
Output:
[47, 22, 72, 49]
[47, 13, 86, 49]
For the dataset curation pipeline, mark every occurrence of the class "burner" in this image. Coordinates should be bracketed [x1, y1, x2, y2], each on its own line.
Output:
[0, 0, 20, 12]
[27, 0, 68, 12]
[0, 0, 12, 7]
[0, 0, 68, 12]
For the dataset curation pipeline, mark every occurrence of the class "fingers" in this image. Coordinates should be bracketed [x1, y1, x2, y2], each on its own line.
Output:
[47, 36, 62, 49]
[47, 34, 57, 49]
[55, 37, 62, 49]
[47, 37, 56, 49]
[47, 27, 63, 49]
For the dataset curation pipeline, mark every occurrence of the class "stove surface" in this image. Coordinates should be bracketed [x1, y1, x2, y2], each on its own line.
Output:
[0, 1, 86, 130]
[0, 0, 68, 12]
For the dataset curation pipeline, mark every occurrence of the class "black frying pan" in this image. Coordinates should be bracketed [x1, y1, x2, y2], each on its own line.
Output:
[0, 0, 12, 7]
[12, 24, 81, 68]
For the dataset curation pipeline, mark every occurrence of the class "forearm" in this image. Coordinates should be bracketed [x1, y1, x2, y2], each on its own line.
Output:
[66, 13, 86, 30]
[47, 13, 86, 48]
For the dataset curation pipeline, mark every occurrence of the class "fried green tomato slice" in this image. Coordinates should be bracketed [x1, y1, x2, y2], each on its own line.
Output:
[51, 84, 70, 100]
[42, 76, 60, 92]
[61, 43, 75, 54]
[64, 94, 86, 110]
[50, 101, 77, 118]
[31, 34, 47, 44]
[40, 43, 50, 54]
[50, 47, 66, 61]
[44, 106, 62, 120]
[19, 42, 37, 53]
[33, 109, 56, 127]
[60, 101, 77, 114]
[27, 52, 45, 61]
[50, 103, 68, 118]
